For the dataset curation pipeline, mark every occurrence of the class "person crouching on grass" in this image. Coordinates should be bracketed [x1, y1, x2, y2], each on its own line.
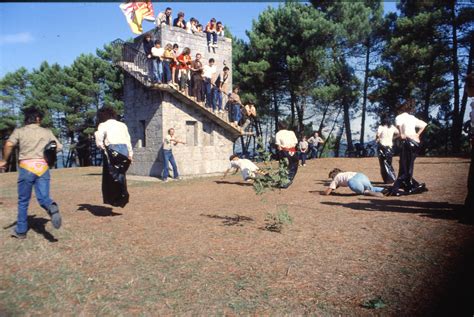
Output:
[222, 154, 263, 182]
[322, 168, 384, 197]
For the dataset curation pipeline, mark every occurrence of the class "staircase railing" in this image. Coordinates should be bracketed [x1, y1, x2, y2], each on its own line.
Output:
[110, 38, 152, 85]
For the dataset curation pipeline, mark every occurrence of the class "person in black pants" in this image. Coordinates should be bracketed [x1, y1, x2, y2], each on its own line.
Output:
[387, 100, 428, 196]
[275, 122, 299, 188]
[375, 115, 399, 184]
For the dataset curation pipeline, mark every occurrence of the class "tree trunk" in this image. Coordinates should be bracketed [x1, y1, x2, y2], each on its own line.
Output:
[460, 34, 473, 129]
[296, 95, 305, 134]
[334, 122, 344, 158]
[360, 38, 371, 145]
[318, 102, 331, 134]
[290, 90, 296, 129]
[450, 2, 461, 153]
[343, 97, 353, 151]
[272, 88, 279, 134]
[318, 105, 342, 158]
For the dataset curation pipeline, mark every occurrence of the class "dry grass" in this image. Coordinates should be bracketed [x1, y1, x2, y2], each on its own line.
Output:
[1, 157, 473, 316]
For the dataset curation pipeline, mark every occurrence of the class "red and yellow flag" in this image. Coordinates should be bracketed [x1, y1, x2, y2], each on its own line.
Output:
[119, 2, 155, 34]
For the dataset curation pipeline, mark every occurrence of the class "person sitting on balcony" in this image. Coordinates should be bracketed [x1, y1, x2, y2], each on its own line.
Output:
[205, 18, 218, 48]
[170, 43, 180, 88]
[196, 24, 203, 33]
[151, 41, 164, 84]
[176, 47, 192, 95]
[162, 43, 175, 85]
[241, 102, 257, 133]
[186, 17, 198, 34]
[143, 34, 155, 84]
[173, 11, 186, 30]
[216, 21, 225, 37]
[156, 7, 172, 27]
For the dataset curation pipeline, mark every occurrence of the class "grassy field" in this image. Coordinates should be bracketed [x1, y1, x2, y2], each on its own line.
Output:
[1, 157, 473, 316]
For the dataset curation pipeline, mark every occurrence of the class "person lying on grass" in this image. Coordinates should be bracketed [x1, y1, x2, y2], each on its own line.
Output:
[222, 154, 265, 181]
[322, 168, 385, 197]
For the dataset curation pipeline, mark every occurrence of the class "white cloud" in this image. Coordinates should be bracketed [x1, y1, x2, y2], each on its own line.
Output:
[0, 32, 34, 45]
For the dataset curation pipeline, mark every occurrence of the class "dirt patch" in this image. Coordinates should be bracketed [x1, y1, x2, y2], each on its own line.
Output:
[0, 157, 473, 315]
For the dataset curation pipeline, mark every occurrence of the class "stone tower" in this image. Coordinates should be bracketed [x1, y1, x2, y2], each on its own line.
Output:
[116, 25, 241, 178]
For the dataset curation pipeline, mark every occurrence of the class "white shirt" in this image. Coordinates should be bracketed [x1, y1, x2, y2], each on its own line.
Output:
[151, 47, 164, 59]
[95, 119, 133, 157]
[395, 112, 427, 141]
[231, 159, 259, 180]
[202, 64, 217, 80]
[329, 172, 357, 190]
[275, 130, 298, 148]
[377, 125, 398, 147]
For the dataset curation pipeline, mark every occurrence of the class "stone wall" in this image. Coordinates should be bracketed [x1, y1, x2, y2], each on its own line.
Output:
[124, 77, 234, 178]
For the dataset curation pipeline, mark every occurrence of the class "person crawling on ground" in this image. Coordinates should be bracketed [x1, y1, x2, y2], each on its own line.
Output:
[322, 168, 384, 197]
[222, 154, 265, 181]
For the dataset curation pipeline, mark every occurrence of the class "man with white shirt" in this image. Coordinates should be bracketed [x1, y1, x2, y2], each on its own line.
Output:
[387, 100, 428, 196]
[376, 115, 399, 184]
[202, 58, 217, 109]
[275, 122, 299, 188]
[222, 154, 261, 181]
[151, 41, 164, 84]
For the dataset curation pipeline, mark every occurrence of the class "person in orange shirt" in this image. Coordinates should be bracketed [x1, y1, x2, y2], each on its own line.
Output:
[176, 47, 192, 94]
[205, 18, 218, 48]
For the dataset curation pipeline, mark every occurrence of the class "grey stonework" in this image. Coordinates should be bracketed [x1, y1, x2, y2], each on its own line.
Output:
[124, 27, 235, 178]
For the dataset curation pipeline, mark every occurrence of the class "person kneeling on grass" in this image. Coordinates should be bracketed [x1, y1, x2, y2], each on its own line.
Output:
[322, 168, 384, 197]
[222, 154, 263, 181]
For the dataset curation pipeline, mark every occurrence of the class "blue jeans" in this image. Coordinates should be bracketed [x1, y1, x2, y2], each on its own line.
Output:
[204, 78, 212, 108]
[163, 149, 179, 179]
[206, 32, 217, 45]
[347, 173, 383, 194]
[162, 60, 172, 84]
[152, 59, 163, 83]
[17, 167, 54, 234]
[212, 88, 222, 111]
[108, 144, 129, 157]
[232, 103, 241, 123]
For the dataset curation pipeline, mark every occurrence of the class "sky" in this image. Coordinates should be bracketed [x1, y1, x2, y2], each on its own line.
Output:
[0, 2, 398, 77]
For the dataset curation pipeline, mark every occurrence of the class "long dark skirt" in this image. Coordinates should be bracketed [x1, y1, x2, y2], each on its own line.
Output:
[102, 146, 131, 208]
[377, 144, 396, 184]
[390, 139, 424, 194]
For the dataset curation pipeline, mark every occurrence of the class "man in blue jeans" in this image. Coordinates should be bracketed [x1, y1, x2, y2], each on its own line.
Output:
[323, 168, 384, 197]
[0, 108, 63, 239]
[162, 128, 186, 182]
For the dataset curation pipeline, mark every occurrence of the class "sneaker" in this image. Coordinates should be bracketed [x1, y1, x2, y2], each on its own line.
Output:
[174, 176, 183, 180]
[48, 203, 62, 229]
[163, 178, 169, 182]
[212, 43, 218, 48]
[11, 230, 27, 239]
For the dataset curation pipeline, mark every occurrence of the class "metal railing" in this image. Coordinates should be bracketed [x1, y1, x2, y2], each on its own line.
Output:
[110, 38, 152, 85]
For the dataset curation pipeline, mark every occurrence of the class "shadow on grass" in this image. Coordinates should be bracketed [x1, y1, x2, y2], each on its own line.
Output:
[321, 199, 462, 220]
[214, 180, 253, 187]
[77, 204, 122, 217]
[4, 215, 58, 242]
[201, 214, 254, 226]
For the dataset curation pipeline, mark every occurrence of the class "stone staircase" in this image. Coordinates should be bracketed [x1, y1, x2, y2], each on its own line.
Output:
[111, 39, 243, 138]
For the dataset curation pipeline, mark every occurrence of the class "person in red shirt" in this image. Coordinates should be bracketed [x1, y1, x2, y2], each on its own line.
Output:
[176, 47, 192, 94]
[205, 18, 218, 48]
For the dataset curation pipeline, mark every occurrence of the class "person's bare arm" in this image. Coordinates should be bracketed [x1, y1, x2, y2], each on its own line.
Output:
[0, 141, 15, 169]
[322, 187, 333, 195]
